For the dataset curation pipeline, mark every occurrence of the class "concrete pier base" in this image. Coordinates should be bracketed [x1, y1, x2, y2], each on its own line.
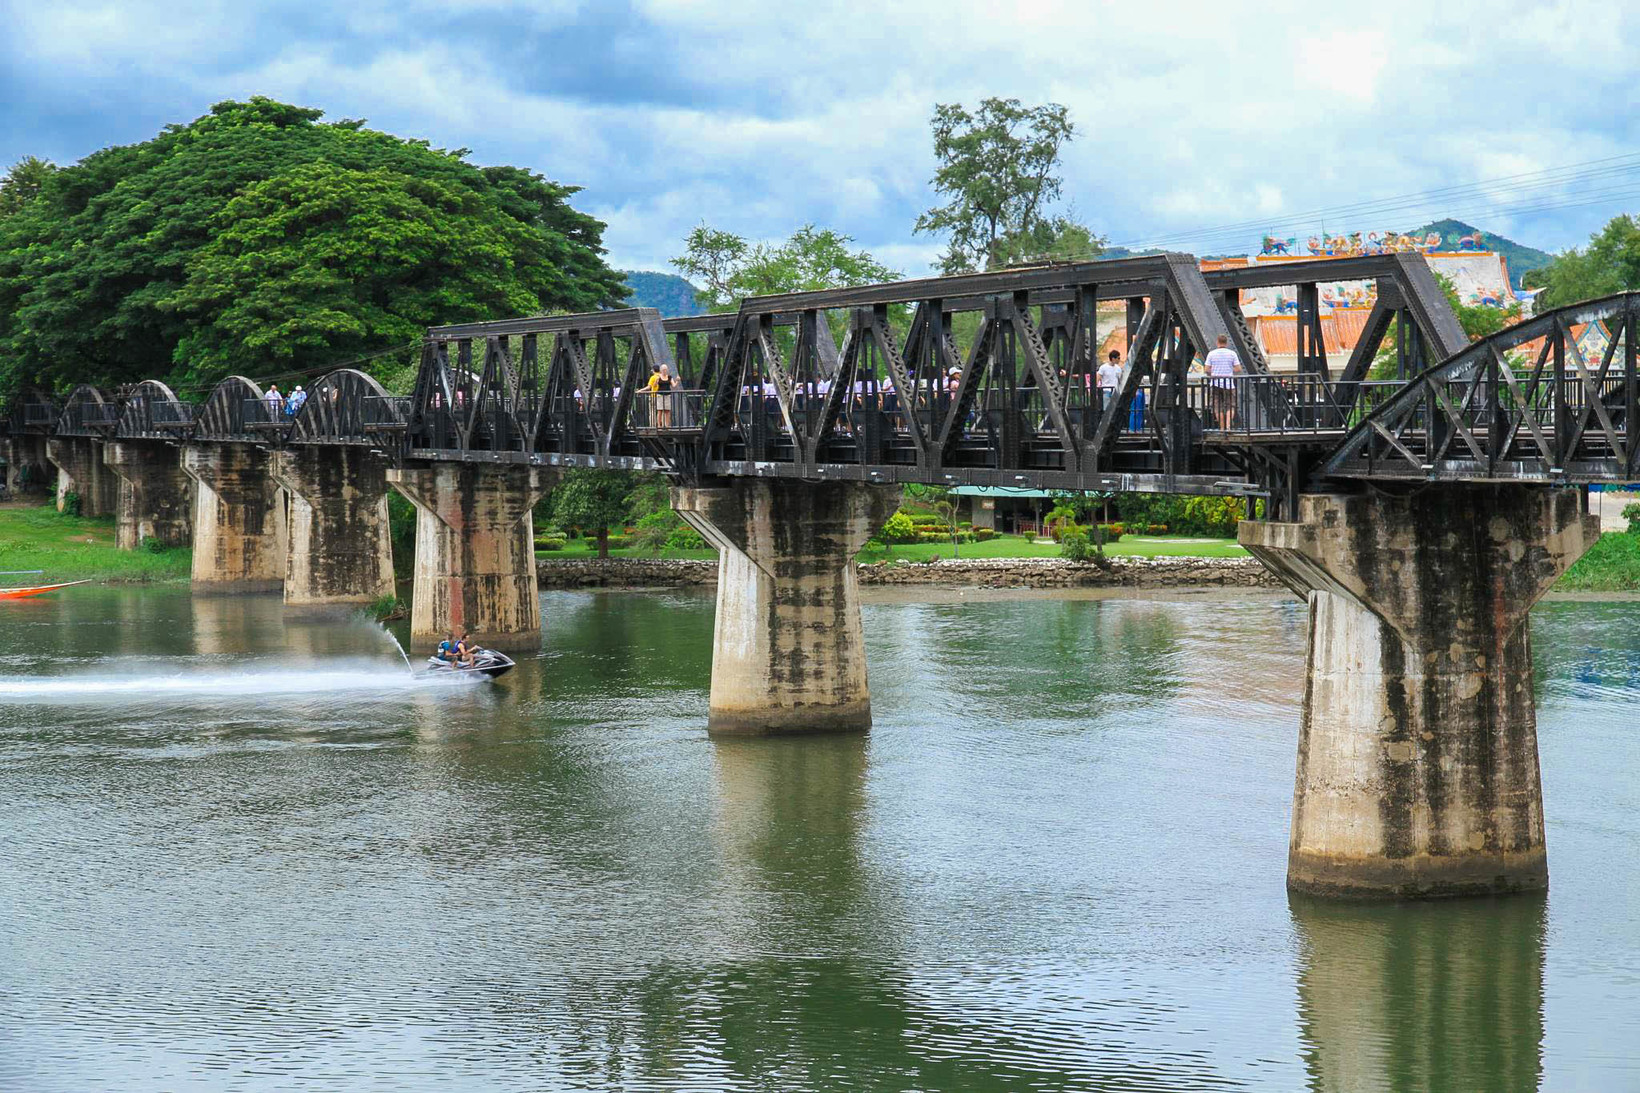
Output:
[1241, 486, 1599, 898]
[271, 447, 395, 611]
[46, 436, 117, 515]
[103, 440, 192, 550]
[3, 435, 50, 496]
[182, 444, 288, 594]
[673, 478, 900, 736]
[387, 463, 549, 651]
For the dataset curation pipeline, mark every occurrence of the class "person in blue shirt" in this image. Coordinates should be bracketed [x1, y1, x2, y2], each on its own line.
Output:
[436, 632, 459, 663]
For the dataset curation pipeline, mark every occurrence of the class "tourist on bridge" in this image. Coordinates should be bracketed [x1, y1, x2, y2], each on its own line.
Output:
[1097, 350, 1121, 403]
[286, 385, 307, 417]
[263, 383, 283, 417]
[1205, 334, 1243, 431]
[650, 363, 675, 428]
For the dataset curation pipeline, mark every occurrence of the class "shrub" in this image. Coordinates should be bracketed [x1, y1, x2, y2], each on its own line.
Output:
[880, 511, 919, 543]
[603, 535, 631, 551]
[665, 523, 707, 551]
[908, 512, 944, 526]
[1059, 523, 1094, 562]
[973, 527, 996, 541]
[139, 535, 170, 554]
[1624, 501, 1640, 535]
[535, 537, 566, 551]
[62, 489, 81, 517]
[1096, 524, 1124, 542]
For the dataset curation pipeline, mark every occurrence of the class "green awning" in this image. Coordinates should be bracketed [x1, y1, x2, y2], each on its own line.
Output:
[947, 486, 1063, 499]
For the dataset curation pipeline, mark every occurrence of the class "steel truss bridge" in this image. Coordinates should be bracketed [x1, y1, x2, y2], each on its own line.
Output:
[7, 253, 1639, 517]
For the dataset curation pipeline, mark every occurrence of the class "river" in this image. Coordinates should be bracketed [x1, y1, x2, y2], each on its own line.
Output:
[1, 586, 1636, 1091]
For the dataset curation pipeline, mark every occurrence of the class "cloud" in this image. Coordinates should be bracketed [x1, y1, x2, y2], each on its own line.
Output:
[4, 0, 1639, 277]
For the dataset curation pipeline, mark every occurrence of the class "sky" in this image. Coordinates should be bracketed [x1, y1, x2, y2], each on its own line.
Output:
[4, 0, 1640, 278]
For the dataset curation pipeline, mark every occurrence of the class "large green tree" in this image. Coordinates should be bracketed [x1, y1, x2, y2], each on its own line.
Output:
[552, 469, 640, 559]
[1535, 214, 1640, 308]
[671, 223, 898, 312]
[913, 98, 1101, 274]
[0, 157, 55, 219]
[0, 98, 626, 398]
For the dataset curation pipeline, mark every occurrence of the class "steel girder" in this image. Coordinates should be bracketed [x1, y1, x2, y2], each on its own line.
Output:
[1325, 293, 1640, 483]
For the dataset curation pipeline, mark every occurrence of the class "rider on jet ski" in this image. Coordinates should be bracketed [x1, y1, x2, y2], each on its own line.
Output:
[436, 631, 476, 667]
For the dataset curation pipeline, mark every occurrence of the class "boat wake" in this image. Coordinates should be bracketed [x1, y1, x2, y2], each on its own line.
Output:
[0, 662, 486, 704]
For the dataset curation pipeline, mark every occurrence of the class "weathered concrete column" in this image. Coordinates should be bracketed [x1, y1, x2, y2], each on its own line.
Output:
[1241, 486, 1599, 898]
[182, 444, 288, 594]
[46, 436, 118, 515]
[102, 440, 192, 550]
[270, 447, 395, 611]
[672, 478, 900, 736]
[387, 462, 549, 651]
[4, 435, 50, 496]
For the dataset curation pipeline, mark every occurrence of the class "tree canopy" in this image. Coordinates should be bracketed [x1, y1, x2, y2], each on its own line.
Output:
[552, 468, 640, 558]
[1534, 214, 1640, 309]
[0, 98, 626, 398]
[913, 98, 1102, 274]
[671, 223, 899, 312]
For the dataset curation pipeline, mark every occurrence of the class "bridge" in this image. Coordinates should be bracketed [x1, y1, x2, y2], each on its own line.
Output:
[4, 250, 1631, 901]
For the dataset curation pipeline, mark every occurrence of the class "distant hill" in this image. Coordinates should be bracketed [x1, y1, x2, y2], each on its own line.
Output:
[1407, 219, 1552, 289]
[621, 270, 703, 317]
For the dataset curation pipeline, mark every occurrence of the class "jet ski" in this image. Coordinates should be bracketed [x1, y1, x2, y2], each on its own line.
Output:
[423, 647, 516, 679]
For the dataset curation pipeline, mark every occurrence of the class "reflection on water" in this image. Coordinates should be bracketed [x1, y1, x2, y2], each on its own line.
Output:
[1292, 896, 1545, 1091]
[0, 586, 1636, 1090]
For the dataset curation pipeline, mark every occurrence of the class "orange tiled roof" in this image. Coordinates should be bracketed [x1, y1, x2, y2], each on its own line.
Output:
[1250, 314, 1353, 356]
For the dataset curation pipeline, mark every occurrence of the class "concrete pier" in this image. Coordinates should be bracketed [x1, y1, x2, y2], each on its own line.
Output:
[272, 447, 395, 611]
[102, 441, 192, 550]
[3, 435, 50, 496]
[1241, 487, 1599, 898]
[387, 463, 549, 650]
[46, 436, 117, 516]
[182, 444, 288, 594]
[673, 479, 899, 736]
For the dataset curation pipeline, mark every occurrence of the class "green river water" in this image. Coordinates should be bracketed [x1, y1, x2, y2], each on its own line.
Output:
[0, 586, 1636, 1091]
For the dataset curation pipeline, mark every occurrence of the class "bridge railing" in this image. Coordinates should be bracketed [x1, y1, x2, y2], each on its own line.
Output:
[630, 390, 705, 433]
[1185, 376, 1405, 434]
[150, 401, 195, 430]
[362, 395, 413, 431]
[240, 398, 294, 435]
[78, 402, 120, 428]
[22, 403, 57, 427]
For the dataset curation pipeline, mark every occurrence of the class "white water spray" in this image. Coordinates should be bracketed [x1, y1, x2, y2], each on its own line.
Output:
[0, 663, 485, 704]
[382, 628, 414, 672]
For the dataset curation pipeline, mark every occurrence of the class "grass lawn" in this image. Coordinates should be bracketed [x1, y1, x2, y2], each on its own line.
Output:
[1559, 531, 1640, 591]
[537, 532, 1247, 564]
[0, 502, 191, 582]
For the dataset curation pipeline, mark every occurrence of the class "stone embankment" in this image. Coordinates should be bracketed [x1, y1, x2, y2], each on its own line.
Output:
[537, 555, 1281, 590]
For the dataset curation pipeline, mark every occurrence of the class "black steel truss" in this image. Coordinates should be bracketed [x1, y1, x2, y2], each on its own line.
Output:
[6, 252, 1621, 514]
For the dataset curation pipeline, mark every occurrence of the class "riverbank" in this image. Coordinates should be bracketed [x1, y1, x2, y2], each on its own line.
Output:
[537, 555, 1282, 590]
[9, 496, 1638, 593]
[0, 503, 190, 583]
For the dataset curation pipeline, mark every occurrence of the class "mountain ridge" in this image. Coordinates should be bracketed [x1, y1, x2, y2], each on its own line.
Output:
[621, 270, 703, 317]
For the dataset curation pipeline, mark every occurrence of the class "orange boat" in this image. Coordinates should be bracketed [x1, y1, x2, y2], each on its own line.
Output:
[0, 580, 91, 599]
